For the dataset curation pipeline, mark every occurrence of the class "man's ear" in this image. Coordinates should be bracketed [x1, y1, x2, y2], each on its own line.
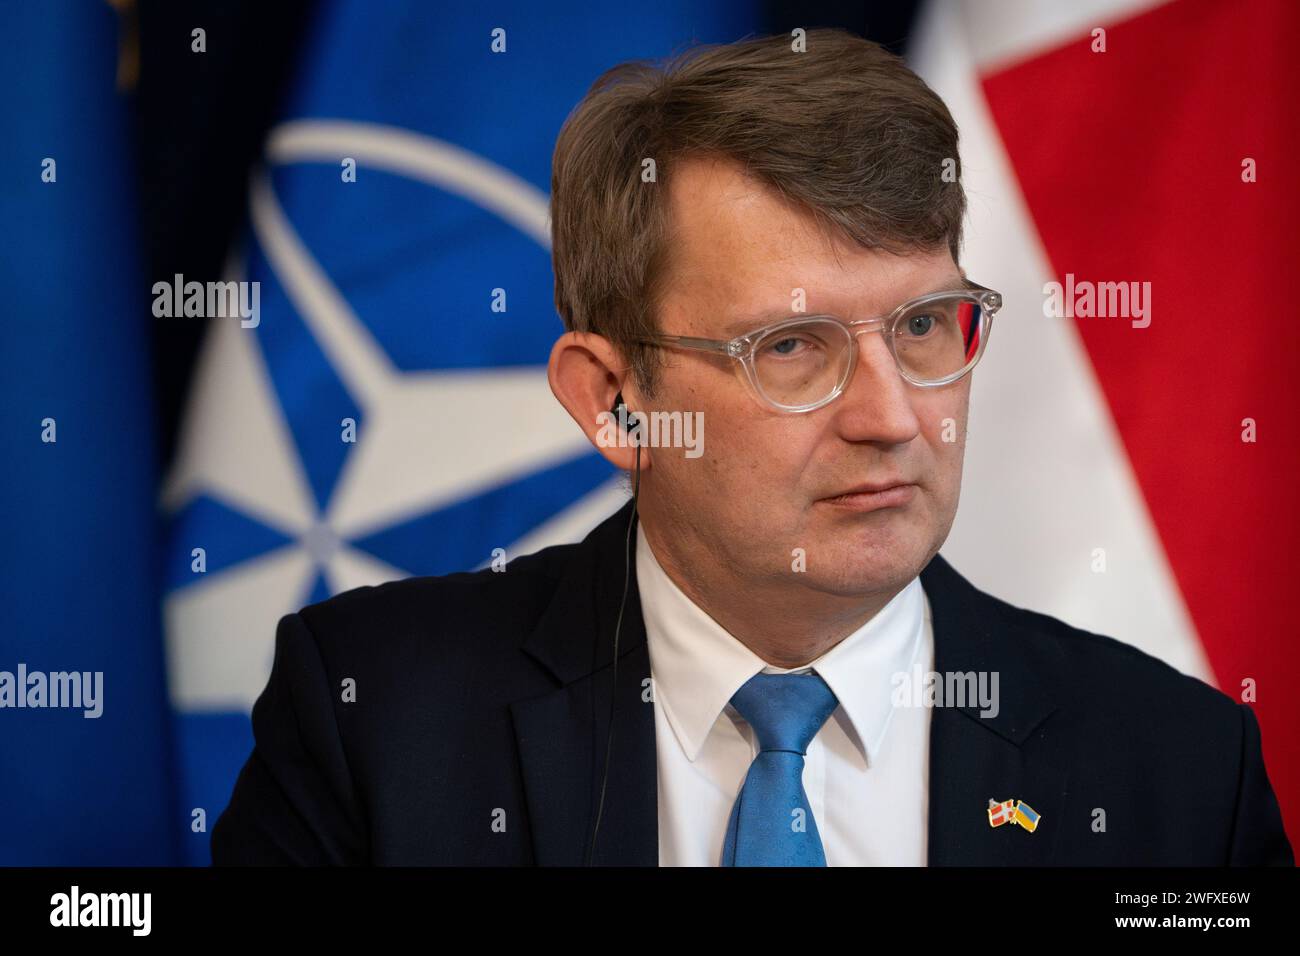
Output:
[547, 331, 651, 473]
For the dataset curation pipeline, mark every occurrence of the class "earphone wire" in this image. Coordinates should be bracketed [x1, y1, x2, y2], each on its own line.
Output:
[586, 435, 640, 866]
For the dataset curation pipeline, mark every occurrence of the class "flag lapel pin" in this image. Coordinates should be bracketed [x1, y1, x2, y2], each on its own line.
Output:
[1012, 800, 1042, 833]
[987, 797, 1017, 828]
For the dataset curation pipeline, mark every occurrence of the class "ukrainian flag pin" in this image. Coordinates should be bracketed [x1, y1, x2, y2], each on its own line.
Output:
[1012, 800, 1041, 833]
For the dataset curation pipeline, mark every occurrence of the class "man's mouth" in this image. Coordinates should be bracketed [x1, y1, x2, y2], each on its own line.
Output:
[818, 482, 917, 512]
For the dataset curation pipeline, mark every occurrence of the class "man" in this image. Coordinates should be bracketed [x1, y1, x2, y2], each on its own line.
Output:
[212, 29, 1292, 866]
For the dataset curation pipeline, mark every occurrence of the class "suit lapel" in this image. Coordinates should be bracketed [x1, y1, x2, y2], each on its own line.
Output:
[921, 552, 1070, 865]
[510, 499, 658, 865]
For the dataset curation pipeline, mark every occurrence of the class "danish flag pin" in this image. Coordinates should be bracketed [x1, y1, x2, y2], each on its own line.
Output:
[987, 797, 1016, 828]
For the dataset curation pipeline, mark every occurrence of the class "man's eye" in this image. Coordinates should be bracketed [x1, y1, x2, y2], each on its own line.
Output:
[760, 335, 820, 358]
[904, 314, 936, 337]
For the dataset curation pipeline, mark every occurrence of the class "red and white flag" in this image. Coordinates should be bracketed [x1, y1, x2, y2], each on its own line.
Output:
[988, 798, 1018, 828]
[913, 0, 1298, 849]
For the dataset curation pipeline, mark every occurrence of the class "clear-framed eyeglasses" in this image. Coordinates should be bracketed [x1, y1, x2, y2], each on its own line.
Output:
[634, 281, 1002, 413]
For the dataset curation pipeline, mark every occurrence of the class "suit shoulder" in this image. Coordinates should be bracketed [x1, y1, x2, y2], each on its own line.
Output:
[972, 581, 1240, 724]
[289, 538, 579, 654]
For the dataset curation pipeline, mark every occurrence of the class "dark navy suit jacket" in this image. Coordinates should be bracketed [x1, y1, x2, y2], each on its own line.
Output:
[212, 499, 1293, 865]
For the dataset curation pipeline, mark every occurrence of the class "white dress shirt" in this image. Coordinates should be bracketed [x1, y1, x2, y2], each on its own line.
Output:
[637, 522, 935, 866]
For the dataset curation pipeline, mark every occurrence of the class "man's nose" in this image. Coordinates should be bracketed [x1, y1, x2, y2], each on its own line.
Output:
[832, 328, 921, 444]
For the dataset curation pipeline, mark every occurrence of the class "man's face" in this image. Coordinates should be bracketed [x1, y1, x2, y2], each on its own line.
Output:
[640, 154, 970, 598]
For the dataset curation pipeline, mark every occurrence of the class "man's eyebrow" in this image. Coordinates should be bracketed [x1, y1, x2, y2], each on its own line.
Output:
[719, 309, 805, 338]
[718, 276, 973, 339]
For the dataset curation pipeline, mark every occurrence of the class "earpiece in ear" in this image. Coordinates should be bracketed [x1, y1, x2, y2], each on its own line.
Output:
[611, 391, 627, 431]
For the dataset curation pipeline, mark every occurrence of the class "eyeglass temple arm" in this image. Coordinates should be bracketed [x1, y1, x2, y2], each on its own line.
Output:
[635, 333, 732, 354]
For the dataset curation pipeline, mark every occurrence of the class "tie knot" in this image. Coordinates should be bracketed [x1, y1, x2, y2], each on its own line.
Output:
[729, 672, 839, 755]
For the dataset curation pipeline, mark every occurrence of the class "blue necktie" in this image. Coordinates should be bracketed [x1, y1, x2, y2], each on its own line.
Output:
[721, 672, 840, 866]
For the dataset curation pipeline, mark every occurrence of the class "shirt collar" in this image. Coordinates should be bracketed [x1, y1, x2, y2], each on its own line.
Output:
[637, 521, 929, 765]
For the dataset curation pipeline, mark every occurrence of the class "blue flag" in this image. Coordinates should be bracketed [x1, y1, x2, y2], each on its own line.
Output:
[0, 2, 178, 864]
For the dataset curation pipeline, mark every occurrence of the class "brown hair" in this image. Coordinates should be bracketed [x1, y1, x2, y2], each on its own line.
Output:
[550, 28, 966, 396]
